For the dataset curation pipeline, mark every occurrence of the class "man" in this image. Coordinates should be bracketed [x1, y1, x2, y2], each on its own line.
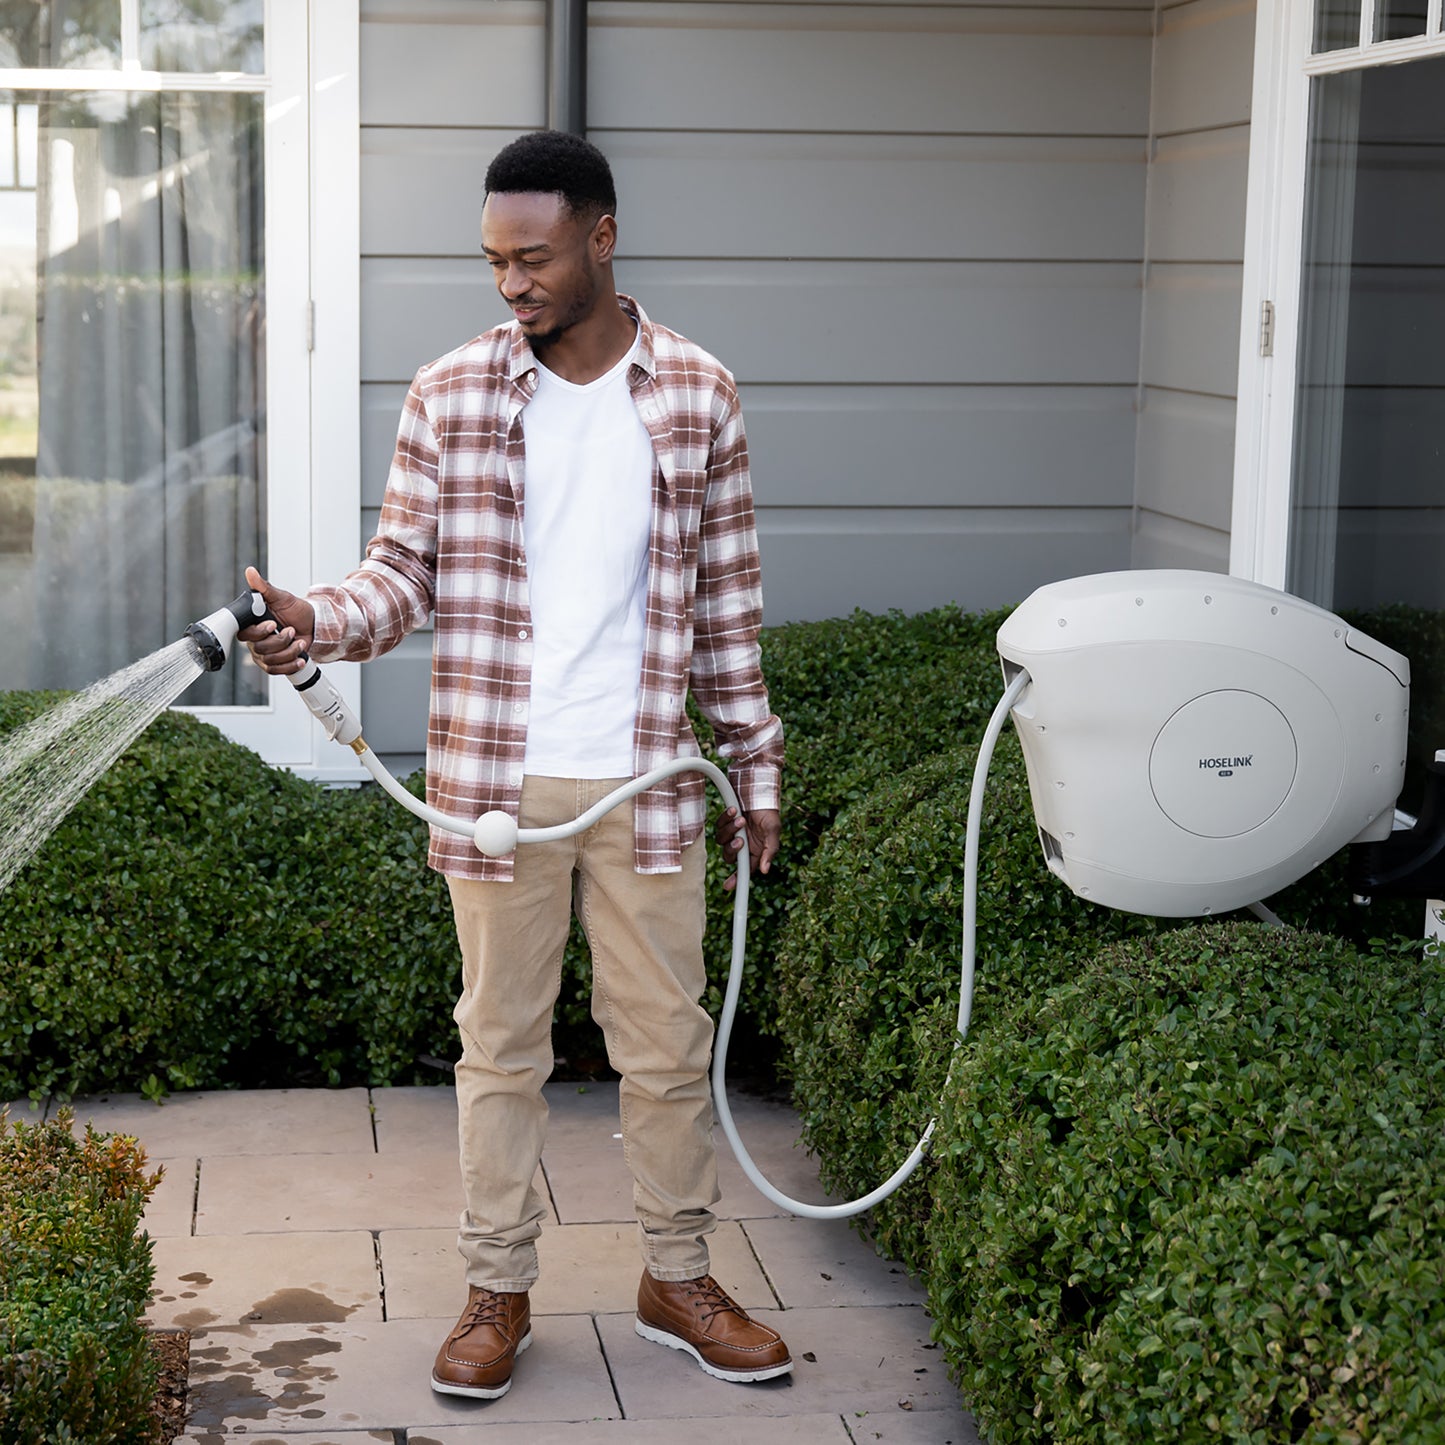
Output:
[240, 130, 790, 1399]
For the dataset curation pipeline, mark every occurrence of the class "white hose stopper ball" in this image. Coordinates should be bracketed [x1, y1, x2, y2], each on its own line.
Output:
[473, 810, 519, 858]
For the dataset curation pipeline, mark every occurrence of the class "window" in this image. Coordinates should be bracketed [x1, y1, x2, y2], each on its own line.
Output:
[0, 2, 362, 775]
[1232, 0, 1445, 600]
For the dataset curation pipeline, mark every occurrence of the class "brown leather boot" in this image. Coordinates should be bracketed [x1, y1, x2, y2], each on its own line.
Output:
[430, 1285, 531, 1398]
[635, 1272, 793, 1382]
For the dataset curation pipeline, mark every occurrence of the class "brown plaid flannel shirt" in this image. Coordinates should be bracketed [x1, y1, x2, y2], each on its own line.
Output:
[307, 295, 783, 880]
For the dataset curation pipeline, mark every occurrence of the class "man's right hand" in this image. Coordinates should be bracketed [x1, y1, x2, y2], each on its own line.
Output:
[238, 564, 317, 676]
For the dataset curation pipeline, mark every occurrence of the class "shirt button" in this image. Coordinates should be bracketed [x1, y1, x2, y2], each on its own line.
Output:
[509, 768, 523, 785]
[513, 702, 526, 714]
[518, 629, 529, 640]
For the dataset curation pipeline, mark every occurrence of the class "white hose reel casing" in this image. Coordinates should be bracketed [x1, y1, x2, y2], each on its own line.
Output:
[996, 570, 1410, 917]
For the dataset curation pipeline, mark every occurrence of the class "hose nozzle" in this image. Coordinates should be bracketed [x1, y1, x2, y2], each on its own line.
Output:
[185, 590, 267, 671]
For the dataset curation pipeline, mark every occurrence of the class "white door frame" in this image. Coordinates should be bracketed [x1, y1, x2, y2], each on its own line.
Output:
[190, 0, 363, 781]
[1230, 0, 1445, 589]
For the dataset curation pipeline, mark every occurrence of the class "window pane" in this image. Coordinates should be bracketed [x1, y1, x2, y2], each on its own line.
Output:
[0, 88, 267, 706]
[1288, 57, 1445, 799]
[0, 2, 122, 69]
[1314, 0, 1362, 51]
[140, 0, 263, 74]
[1375, 0, 1430, 41]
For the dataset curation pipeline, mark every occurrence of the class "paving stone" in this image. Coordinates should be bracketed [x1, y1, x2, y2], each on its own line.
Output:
[176, 1434, 394, 1445]
[147, 1231, 381, 1331]
[742, 1217, 924, 1308]
[2, 1098, 46, 1124]
[379, 1219, 775, 1320]
[372, 1084, 456, 1153]
[540, 1139, 633, 1224]
[183, 1316, 618, 1430]
[601, 1303, 956, 1419]
[844, 1407, 987, 1444]
[195, 1150, 476, 1234]
[67, 1087, 375, 1157]
[408, 1416, 854, 1443]
[142, 1157, 196, 1238]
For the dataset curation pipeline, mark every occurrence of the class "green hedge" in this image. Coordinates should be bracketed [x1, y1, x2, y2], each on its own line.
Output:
[0, 605, 1013, 1100]
[929, 923, 1445, 1443]
[0, 1109, 161, 1443]
[774, 737, 1169, 1268]
[0, 697, 461, 1100]
[694, 605, 1012, 1048]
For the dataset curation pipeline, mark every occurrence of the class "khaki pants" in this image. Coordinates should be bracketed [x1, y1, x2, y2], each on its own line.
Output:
[447, 775, 718, 1291]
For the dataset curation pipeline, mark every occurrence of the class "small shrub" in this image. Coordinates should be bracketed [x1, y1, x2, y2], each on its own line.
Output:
[928, 922, 1445, 1443]
[0, 702, 461, 1099]
[0, 1108, 162, 1444]
[694, 605, 1013, 1047]
[774, 737, 1167, 1270]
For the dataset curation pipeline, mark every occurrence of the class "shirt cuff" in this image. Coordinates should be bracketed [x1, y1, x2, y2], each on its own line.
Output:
[729, 762, 781, 816]
[305, 589, 347, 661]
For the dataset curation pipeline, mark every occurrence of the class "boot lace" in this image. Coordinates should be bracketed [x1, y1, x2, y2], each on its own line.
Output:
[685, 1276, 749, 1327]
[461, 1287, 518, 1339]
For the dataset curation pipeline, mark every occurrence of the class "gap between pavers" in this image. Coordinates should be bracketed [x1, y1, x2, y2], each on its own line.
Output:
[193, 1153, 551, 1235]
[405, 1416, 857, 1443]
[175, 1434, 394, 1445]
[66, 1087, 377, 1157]
[742, 1215, 925, 1309]
[600, 1303, 964, 1421]
[379, 1217, 774, 1320]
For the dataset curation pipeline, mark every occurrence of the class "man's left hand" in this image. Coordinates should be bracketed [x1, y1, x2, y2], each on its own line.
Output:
[715, 806, 781, 892]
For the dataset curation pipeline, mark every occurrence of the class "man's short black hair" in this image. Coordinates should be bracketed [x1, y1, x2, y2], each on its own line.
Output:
[484, 131, 617, 221]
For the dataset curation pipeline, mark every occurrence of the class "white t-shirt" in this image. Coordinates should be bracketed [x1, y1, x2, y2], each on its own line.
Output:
[520, 334, 654, 777]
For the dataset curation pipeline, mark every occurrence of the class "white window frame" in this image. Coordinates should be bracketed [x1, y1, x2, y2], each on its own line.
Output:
[3, 0, 362, 780]
[1230, 0, 1445, 588]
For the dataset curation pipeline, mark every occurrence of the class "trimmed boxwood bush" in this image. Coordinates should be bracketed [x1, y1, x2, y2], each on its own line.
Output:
[0, 1108, 161, 1443]
[774, 735, 1171, 1269]
[0, 605, 1015, 1100]
[693, 604, 1013, 1048]
[0, 696, 462, 1100]
[928, 922, 1445, 1443]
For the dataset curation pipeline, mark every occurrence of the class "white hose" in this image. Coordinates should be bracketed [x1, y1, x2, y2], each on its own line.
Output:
[350, 670, 1030, 1220]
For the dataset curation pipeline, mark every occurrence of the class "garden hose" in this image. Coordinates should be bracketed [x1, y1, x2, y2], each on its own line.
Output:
[195, 588, 1030, 1219]
[347, 670, 1031, 1221]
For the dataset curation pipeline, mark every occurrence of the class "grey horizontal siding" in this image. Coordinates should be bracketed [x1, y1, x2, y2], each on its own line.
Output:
[758, 506, 1134, 619]
[362, 258, 1145, 386]
[1135, 388, 1236, 532]
[357, 0, 1163, 755]
[1132, 508, 1231, 572]
[359, 1, 545, 128]
[588, 3, 1152, 135]
[1144, 127, 1250, 263]
[1138, 263, 1245, 399]
[1131, 0, 1255, 573]
[363, 383, 1140, 511]
[363, 130, 1147, 261]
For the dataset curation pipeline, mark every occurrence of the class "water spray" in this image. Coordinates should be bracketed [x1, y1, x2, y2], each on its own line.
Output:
[190, 571, 1427, 1222]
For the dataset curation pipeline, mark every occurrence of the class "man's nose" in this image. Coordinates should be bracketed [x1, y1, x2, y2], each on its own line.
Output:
[500, 264, 531, 299]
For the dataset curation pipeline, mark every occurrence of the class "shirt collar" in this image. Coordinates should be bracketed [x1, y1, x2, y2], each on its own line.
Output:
[506, 292, 655, 385]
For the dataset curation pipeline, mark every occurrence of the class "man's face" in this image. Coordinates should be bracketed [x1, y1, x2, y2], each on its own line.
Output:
[480, 191, 609, 352]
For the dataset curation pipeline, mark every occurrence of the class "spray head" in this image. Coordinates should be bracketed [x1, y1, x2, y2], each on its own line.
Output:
[185, 590, 267, 672]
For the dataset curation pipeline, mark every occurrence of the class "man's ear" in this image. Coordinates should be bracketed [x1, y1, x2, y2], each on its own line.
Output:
[592, 213, 618, 264]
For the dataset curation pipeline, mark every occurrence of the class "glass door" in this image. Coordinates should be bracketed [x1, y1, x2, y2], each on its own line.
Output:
[1233, 0, 1445, 795]
[1287, 55, 1445, 616]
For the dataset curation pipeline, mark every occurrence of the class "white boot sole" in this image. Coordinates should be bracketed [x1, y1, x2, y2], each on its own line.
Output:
[430, 1329, 532, 1398]
[635, 1318, 794, 1382]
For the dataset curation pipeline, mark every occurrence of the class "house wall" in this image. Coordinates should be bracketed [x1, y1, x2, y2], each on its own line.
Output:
[1131, 0, 1256, 572]
[355, 0, 1156, 753]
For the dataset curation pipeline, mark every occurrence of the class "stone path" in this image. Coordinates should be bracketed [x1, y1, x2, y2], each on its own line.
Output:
[13, 1082, 984, 1443]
